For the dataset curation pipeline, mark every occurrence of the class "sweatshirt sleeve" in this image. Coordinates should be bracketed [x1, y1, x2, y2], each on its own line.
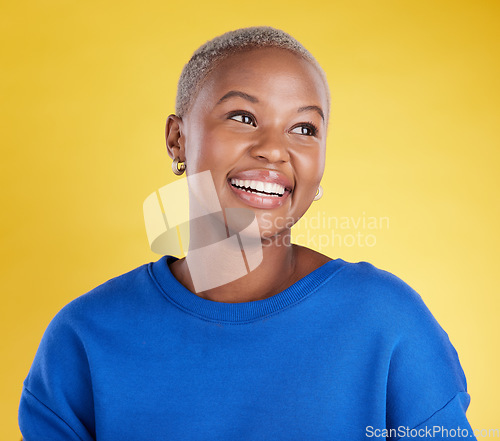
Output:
[378, 269, 476, 440]
[18, 302, 96, 441]
[394, 392, 475, 440]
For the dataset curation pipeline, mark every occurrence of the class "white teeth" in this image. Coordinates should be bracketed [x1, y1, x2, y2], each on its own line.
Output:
[255, 181, 265, 192]
[230, 178, 286, 196]
[262, 182, 272, 193]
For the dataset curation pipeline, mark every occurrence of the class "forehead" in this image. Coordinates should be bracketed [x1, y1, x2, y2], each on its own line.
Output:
[193, 47, 328, 112]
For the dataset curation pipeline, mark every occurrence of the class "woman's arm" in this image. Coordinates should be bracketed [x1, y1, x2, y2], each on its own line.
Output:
[19, 304, 95, 441]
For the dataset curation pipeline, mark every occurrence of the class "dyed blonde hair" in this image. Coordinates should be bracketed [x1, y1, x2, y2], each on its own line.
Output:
[175, 26, 331, 121]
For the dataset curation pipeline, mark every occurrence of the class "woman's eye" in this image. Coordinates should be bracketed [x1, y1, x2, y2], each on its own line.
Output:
[291, 124, 317, 136]
[229, 113, 256, 126]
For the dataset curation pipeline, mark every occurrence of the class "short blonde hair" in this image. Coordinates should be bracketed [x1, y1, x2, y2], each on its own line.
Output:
[175, 26, 331, 120]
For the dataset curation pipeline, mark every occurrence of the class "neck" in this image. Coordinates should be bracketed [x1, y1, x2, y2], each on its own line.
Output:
[171, 229, 301, 303]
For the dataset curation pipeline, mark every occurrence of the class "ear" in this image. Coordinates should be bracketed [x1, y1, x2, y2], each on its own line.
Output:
[165, 114, 186, 162]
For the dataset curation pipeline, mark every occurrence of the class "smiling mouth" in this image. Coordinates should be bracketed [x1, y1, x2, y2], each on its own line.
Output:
[229, 178, 288, 198]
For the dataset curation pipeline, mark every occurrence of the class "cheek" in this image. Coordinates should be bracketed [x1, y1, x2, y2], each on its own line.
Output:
[186, 125, 247, 173]
[293, 147, 325, 185]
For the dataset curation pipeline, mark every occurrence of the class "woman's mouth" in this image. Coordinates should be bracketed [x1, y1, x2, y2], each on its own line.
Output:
[227, 171, 293, 209]
[230, 178, 286, 197]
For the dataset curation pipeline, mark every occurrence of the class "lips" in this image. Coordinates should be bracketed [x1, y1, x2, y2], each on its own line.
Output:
[227, 169, 293, 209]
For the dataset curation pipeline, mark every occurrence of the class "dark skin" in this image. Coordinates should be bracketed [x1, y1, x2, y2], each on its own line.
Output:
[166, 47, 332, 303]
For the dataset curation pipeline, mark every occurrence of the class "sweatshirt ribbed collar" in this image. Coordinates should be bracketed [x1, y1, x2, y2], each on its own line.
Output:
[148, 255, 346, 324]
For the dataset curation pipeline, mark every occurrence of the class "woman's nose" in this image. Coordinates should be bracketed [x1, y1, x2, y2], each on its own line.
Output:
[248, 130, 291, 163]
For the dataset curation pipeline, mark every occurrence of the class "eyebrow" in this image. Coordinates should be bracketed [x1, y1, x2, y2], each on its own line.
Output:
[298, 105, 324, 121]
[217, 90, 259, 104]
[217, 90, 324, 121]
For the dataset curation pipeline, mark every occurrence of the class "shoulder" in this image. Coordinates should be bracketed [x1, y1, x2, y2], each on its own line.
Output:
[46, 260, 155, 334]
[293, 246, 437, 333]
[327, 259, 425, 314]
[19, 263, 155, 440]
[326, 260, 469, 426]
[27, 260, 159, 386]
[340, 261, 467, 378]
[319, 258, 455, 345]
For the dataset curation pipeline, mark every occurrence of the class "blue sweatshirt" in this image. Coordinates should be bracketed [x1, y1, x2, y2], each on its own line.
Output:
[19, 255, 475, 440]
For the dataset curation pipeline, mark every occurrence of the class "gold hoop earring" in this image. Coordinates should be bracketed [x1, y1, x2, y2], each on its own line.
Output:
[314, 185, 323, 201]
[172, 158, 186, 176]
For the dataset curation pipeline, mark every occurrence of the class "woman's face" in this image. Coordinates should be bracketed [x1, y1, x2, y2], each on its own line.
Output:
[171, 47, 328, 238]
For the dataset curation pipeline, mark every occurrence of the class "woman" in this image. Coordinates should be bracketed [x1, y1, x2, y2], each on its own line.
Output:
[19, 26, 475, 440]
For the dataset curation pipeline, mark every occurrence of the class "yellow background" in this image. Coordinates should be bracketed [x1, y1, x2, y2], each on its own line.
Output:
[1, 0, 499, 438]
